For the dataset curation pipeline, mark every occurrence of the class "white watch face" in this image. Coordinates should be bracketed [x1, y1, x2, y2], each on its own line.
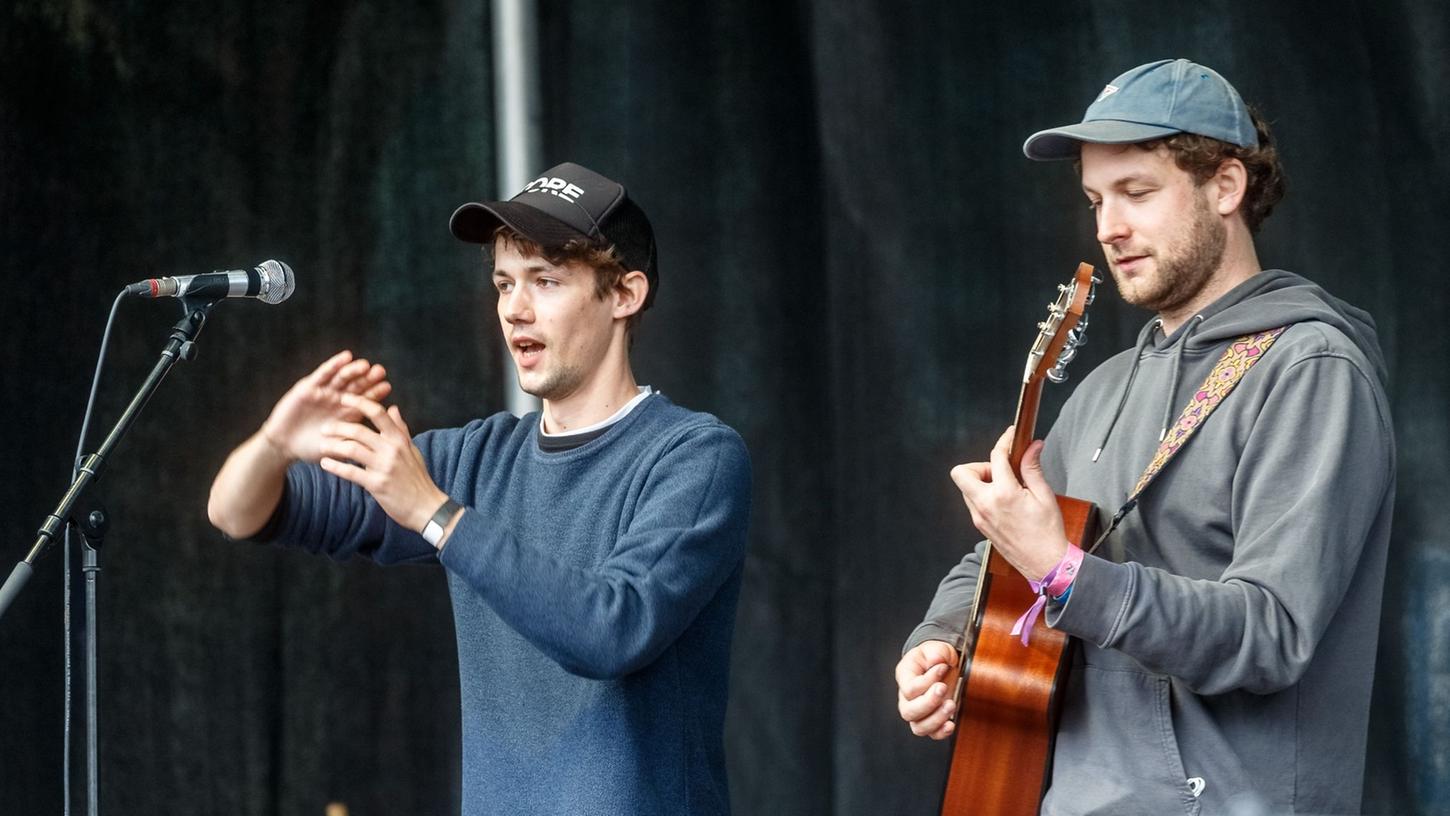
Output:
[422, 520, 444, 546]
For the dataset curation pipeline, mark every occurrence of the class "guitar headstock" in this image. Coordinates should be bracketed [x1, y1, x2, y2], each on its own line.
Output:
[1026, 262, 1100, 385]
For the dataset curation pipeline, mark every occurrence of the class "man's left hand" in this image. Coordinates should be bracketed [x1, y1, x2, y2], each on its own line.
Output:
[317, 393, 447, 534]
[950, 426, 1069, 581]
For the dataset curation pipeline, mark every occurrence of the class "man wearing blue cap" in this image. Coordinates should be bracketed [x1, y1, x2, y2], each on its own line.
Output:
[207, 163, 751, 815]
[897, 60, 1393, 814]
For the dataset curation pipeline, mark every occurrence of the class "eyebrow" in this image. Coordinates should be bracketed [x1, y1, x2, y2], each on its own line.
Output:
[493, 262, 571, 278]
[1082, 173, 1160, 195]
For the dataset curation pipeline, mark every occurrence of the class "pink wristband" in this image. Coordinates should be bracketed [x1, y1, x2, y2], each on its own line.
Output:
[1044, 543, 1084, 598]
[1009, 542, 1084, 647]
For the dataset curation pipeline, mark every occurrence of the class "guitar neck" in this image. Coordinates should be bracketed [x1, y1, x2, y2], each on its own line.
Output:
[1009, 375, 1045, 478]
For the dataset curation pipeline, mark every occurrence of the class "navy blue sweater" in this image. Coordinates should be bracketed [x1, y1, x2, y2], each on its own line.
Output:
[268, 394, 751, 815]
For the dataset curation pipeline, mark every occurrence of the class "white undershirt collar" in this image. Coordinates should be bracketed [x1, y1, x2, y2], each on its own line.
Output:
[539, 386, 654, 437]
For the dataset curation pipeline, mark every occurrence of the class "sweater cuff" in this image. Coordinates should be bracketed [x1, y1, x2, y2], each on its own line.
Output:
[1044, 553, 1135, 647]
[436, 506, 490, 583]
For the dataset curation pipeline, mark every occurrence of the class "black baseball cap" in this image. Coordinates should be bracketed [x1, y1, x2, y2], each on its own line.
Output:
[450, 162, 659, 308]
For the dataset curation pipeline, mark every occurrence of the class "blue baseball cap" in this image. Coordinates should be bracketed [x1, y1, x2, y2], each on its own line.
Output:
[1023, 59, 1258, 161]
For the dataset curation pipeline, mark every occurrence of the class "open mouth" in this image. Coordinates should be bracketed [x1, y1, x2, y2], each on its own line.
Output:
[513, 338, 545, 364]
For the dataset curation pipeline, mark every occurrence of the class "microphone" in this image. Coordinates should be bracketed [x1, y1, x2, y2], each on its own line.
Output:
[125, 260, 295, 304]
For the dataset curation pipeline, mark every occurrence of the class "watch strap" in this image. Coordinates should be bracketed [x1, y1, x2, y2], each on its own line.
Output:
[422, 497, 462, 547]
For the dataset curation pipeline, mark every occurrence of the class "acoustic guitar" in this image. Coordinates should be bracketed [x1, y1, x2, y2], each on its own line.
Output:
[939, 262, 1101, 816]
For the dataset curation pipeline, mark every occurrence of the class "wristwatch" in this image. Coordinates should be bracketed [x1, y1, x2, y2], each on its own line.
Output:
[422, 497, 463, 547]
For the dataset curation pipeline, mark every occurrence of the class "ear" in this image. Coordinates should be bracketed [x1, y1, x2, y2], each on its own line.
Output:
[1211, 158, 1248, 217]
[613, 270, 649, 319]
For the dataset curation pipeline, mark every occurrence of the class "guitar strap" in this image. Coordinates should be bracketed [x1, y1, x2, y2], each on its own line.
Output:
[1087, 326, 1288, 555]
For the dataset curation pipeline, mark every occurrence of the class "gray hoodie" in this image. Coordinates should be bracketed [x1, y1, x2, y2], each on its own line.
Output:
[908, 270, 1395, 815]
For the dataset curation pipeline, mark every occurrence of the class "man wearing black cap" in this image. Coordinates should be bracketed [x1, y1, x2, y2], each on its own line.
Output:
[896, 60, 1393, 814]
[208, 163, 751, 815]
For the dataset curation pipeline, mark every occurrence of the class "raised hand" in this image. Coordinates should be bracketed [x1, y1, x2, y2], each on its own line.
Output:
[896, 640, 960, 740]
[316, 393, 448, 535]
[261, 350, 392, 463]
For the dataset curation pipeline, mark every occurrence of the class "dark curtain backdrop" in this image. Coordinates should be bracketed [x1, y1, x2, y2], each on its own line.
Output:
[2, 1, 1446, 814]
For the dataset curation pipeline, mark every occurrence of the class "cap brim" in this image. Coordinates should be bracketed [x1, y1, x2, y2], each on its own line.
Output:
[449, 200, 593, 247]
[1022, 120, 1185, 161]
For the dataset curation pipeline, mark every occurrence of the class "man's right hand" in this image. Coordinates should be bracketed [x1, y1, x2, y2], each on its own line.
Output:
[896, 639, 960, 740]
[260, 350, 392, 463]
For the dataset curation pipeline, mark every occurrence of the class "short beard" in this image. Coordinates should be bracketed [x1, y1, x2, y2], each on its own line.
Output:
[1122, 193, 1227, 314]
[521, 361, 587, 402]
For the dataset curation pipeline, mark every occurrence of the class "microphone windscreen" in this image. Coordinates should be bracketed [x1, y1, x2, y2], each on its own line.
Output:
[255, 260, 295, 304]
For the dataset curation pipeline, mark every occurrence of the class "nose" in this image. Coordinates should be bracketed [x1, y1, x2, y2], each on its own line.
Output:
[500, 285, 533, 325]
[1095, 199, 1130, 247]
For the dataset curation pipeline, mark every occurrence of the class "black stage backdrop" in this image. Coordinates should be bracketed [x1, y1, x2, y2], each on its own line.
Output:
[2, 1, 1447, 814]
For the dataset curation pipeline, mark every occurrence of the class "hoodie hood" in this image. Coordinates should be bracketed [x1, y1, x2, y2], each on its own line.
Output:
[1094, 269, 1389, 460]
[1144, 269, 1388, 387]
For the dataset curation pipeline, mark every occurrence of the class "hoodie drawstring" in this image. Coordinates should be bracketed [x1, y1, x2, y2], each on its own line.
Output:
[1092, 320, 1159, 462]
[1158, 314, 1205, 441]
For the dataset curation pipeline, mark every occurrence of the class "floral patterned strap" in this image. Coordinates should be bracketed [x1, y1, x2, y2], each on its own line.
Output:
[1129, 327, 1288, 498]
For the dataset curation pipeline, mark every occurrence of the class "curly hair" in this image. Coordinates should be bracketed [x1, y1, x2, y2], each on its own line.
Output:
[1140, 106, 1286, 233]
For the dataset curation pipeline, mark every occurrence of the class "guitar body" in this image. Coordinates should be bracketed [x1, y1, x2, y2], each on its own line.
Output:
[939, 495, 1098, 816]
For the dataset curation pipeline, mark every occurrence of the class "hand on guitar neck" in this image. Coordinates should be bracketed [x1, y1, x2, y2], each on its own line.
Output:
[950, 426, 1070, 582]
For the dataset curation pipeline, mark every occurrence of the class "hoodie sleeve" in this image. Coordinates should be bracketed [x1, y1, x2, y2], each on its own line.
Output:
[1045, 349, 1394, 695]
[436, 424, 752, 680]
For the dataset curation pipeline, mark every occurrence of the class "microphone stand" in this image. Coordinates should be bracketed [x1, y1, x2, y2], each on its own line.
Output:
[0, 298, 215, 816]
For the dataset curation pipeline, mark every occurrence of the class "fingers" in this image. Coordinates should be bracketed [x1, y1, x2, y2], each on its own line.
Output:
[895, 641, 955, 681]
[327, 358, 366, 388]
[317, 420, 381, 466]
[988, 425, 1022, 490]
[918, 639, 960, 669]
[386, 407, 426, 468]
[387, 405, 412, 438]
[319, 455, 368, 487]
[995, 425, 1015, 452]
[308, 350, 355, 386]
[900, 683, 956, 738]
[344, 363, 388, 396]
[320, 404, 416, 466]
[898, 680, 952, 722]
[363, 380, 393, 402]
[338, 393, 404, 439]
[1020, 439, 1055, 502]
[896, 653, 954, 725]
[907, 701, 956, 739]
[949, 462, 991, 493]
[899, 661, 951, 702]
[895, 640, 961, 737]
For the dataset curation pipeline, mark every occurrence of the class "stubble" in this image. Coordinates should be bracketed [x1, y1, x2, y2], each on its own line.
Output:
[1118, 192, 1227, 315]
